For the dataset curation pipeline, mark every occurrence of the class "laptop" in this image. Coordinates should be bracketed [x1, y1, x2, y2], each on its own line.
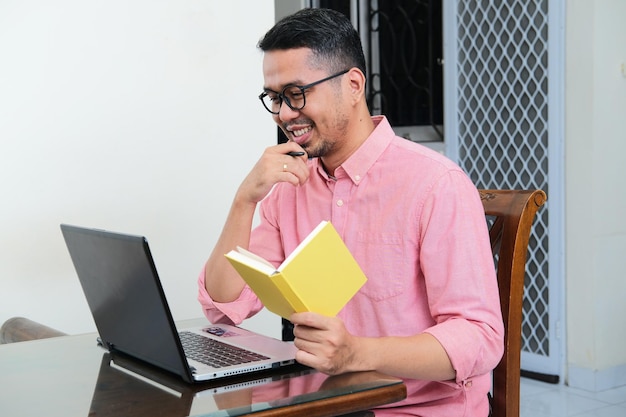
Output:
[60, 224, 298, 383]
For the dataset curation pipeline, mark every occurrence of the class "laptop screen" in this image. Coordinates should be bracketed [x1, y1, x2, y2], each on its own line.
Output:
[61, 224, 193, 382]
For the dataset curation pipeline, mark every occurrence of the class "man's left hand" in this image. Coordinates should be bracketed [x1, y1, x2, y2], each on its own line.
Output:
[290, 312, 363, 375]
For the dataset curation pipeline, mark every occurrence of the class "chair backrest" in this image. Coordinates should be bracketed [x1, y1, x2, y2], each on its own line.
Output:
[480, 189, 547, 417]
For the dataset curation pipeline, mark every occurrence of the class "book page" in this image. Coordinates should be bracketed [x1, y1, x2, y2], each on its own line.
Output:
[227, 247, 277, 275]
[278, 221, 328, 271]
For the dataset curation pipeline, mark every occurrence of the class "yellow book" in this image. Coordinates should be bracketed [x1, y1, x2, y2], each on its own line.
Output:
[224, 221, 367, 319]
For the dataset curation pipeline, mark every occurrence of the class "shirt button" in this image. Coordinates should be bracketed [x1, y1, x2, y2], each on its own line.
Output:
[336, 200, 344, 207]
[355, 175, 361, 182]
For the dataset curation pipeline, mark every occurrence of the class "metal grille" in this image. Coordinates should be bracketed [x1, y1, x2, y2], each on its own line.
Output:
[318, 0, 445, 142]
[367, 0, 443, 129]
[455, 0, 550, 358]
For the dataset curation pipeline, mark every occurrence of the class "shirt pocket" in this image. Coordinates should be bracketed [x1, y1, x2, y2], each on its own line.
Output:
[354, 232, 409, 301]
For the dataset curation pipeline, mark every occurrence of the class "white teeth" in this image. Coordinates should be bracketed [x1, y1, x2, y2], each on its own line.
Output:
[292, 126, 312, 137]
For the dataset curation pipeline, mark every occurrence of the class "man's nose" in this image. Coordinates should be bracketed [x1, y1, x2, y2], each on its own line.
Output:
[277, 100, 300, 122]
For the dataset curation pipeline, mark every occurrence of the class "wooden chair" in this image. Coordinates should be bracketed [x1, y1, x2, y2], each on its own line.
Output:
[0, 316, 67, 344]
[480, 189, 547, 417]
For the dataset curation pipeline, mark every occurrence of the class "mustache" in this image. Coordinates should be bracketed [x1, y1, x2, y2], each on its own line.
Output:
[282, 119, 314, 130]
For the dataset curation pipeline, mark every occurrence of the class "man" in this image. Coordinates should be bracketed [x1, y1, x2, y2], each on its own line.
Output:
[198, 8, 503, 416]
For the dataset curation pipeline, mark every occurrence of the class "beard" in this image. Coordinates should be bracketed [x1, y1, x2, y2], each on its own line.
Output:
[302, 136, 334, 158]
[284, 110, 349, 159]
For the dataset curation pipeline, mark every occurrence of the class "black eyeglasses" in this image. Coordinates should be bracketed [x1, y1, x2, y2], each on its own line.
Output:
[258, 69, 350, 114]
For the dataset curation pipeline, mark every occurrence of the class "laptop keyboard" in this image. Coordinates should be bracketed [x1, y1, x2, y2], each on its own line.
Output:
[179, 331, 270, 368]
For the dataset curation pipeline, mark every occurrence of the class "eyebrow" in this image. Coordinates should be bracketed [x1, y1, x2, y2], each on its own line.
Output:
[262, 79, 307, 92]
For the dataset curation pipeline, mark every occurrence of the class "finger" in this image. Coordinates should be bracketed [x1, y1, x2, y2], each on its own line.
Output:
[293, 338, 329, 367]
[294, 348, 320, 369]
[280, 158, 309, 185]
[290, 311, 324, 326]
[292, 325, 319, 344]
[280, 166, 301, 187]
[295, 347, 340, 375]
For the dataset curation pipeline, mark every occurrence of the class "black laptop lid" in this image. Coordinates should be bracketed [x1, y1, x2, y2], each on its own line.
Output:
[61, 224, 193, 382]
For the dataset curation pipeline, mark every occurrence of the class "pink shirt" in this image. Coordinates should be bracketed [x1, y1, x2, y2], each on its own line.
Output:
[198, 116, 504, 416]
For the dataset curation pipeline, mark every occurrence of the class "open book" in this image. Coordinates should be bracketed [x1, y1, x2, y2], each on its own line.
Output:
[224, 221, 367, 319]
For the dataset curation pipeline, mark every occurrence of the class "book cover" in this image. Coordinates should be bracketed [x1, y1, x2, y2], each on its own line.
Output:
[224, 221, 367, 319]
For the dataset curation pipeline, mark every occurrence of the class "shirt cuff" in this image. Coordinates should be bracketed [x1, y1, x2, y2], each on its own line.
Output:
[196, 267, 264, 325]
[425, 318, 503, 384]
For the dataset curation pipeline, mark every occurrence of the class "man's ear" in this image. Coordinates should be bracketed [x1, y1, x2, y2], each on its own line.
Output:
[346, 68, 366, 103]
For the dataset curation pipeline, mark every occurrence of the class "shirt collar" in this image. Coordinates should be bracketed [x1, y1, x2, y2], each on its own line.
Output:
[314, 115, 394, 185]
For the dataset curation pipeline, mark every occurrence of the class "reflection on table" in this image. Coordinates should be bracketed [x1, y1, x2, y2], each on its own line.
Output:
[0, 330, 406, 416]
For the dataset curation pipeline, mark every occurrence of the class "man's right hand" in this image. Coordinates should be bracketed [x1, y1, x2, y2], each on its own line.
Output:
[203, 142, 308, 303]
[236, 143, 309, 204]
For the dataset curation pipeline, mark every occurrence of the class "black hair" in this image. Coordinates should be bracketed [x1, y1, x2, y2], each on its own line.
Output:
[257, 8, 367, 79]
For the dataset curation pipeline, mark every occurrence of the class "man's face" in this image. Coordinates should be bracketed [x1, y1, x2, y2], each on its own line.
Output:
[261, 48, 349, 158]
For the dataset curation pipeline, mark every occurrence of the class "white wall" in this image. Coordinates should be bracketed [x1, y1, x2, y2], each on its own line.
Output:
[566, 0, 626, 390]
[0, 0, 282, 338]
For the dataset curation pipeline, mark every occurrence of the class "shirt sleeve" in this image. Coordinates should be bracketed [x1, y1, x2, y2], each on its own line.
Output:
[418, 171, 505, 383]
[196, 210, 286, 325]
[196, 266, 264, 325]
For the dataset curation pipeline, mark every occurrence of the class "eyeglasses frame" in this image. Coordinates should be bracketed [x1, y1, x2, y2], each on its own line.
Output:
[258, 68, 350, 114]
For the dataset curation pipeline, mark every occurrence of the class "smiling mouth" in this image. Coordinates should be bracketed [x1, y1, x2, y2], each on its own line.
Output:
[291, 126, 312, 137]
